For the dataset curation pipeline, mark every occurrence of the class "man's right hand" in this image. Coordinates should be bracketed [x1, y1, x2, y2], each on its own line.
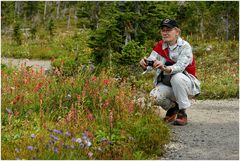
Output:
[139, 57, 147, 70]
[153, 60, 164, 69]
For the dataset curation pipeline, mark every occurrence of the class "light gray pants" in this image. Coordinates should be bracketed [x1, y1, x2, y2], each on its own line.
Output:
[150, 73, 194, 111]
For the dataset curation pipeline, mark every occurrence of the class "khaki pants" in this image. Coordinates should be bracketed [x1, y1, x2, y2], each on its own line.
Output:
[150, 73, 194, 111]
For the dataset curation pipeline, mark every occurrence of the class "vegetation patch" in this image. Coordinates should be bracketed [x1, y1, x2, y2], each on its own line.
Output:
[1, 65, 170, 160]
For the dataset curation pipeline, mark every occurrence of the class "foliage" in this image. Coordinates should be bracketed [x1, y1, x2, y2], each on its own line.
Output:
[109, 40, 147, 78]
[47, 19, 55, 38]
[13, 22, 22, 45]
[88, 4, 123, 65]
[30, 25, 37, 40]
[113, 40, 146, 65]
[1, 65, 170, 160]
[176, 1, 239, 40]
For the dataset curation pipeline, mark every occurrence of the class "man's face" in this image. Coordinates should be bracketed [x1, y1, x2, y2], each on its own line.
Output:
[161, 26, 178, 43]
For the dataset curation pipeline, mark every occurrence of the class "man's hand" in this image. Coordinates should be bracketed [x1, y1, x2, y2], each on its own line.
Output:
[154, 60, 172, 73]
[153, 60, 164, 69]
[162, 66, 172, 73]
[139, 57, 147, 70]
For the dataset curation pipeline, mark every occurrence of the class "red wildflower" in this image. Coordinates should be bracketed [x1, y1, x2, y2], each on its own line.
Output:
[128, 101, 135, 114]
[103, 79, 109, 86]
[91, 76, 97, 82]
[40, 98, 43, 105]
[61, 60, 64, 65]
[12, 95, 21, 105]
[15, 95, 21, 101]
[85, 129, 94, 139]
[77, 95, 81, 106]
[34, 82, 43, 92]
[14, 111, 20, 117]
[87, 112, 94, 121]
[109, 110, 113, 129]
[40, 67, 44, 75]
[81, 90, 86, 97]
[84, 80, 89, 88]
[103, 99, 110, 108]
[77, 95, 81, 101]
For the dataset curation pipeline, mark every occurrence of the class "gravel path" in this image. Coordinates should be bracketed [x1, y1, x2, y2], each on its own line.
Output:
[1, 57, 52, 71]
[159, 99, 239, 160]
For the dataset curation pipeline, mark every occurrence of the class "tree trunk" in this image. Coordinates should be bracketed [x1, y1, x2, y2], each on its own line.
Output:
[74, 9, 78, 25]
[134, 2, 140, 38]
[56, 1, 60, 19]
[63, 2, 67, 18]
[67, 8, 71, 29]
[124, 21, 132, 45]
[124, 26, 131, 45]
[15, 1, 21, 18]
[93, 1, 100, 29]
[225, 12, 229, 41]
[44, 1, 47, 21]
[200, 16, 204, 39]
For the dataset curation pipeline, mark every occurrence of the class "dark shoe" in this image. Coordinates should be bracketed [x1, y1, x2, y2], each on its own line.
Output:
[163, 104, 179, 123]
[174, 109, 188, 126]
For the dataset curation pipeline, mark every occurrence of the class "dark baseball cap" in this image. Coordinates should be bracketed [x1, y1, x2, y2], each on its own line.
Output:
[160, 19, 178, 28]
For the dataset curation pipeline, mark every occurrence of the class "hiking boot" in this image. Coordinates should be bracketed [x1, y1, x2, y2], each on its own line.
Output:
[174, 109, 188, 126]
[163, 104, 179, 123]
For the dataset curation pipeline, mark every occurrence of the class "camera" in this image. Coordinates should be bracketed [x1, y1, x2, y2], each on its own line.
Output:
[145, 60, 154, 67]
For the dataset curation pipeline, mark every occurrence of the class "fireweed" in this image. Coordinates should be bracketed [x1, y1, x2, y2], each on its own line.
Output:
[1, 65, 170, 160]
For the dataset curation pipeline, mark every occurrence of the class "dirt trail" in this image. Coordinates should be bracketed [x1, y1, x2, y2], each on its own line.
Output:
[159, 99, 239, 160]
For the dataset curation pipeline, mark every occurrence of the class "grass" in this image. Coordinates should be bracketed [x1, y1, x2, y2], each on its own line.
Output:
[1, 28, 92, 60]
[191, 39, 239, 99]
[1, 64, 170, 160]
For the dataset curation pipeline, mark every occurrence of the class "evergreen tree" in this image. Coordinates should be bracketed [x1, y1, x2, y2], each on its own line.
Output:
[47, 18, 55, 37]
[24, 1, 39, 20]
[1, 2, 15, 29]
[209, 1, 239, 40]
[30, 25, 37, 40]
[13, 21, 22, 45]
[76, 1, 101, 30]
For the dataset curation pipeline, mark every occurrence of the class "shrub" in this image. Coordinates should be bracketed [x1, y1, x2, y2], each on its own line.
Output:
[111, 40, 147, 78]
[13, 22, 22, 45]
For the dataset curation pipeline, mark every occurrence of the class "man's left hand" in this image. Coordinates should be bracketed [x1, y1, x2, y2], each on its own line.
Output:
[161, 66, 172, 74]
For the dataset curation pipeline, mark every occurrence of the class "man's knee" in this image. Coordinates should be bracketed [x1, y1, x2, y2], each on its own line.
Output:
[150, 89, 159, 103]
[170, 73, 186, 86]
[150, 90, 168, 110]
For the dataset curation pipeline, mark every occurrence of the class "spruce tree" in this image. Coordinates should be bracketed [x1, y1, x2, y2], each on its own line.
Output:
[47, 18, 55, 38]
[13, 21, 22, 45]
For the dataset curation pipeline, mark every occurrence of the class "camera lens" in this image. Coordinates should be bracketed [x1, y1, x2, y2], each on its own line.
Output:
[146, 60, 154, 67]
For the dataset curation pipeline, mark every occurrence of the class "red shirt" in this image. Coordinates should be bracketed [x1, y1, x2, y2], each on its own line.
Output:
[153, 40, 196, 77]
